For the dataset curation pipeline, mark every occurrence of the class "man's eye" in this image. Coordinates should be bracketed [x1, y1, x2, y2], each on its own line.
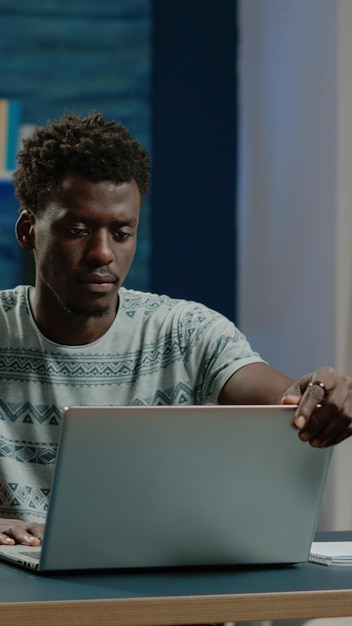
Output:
[113, 231, 131, 241]
[68, 228, 88, 237]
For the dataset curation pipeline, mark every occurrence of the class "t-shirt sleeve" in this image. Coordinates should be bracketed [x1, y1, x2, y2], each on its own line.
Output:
[177, 302, 265, 404]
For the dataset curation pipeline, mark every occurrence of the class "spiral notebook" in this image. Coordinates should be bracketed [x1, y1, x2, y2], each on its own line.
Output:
[309, 542, 352, 566]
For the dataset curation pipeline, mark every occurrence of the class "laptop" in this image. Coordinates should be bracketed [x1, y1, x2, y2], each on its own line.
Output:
[0, 405, 332, 572]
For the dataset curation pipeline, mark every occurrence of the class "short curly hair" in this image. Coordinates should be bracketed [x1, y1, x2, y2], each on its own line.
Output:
[13, 111, 151, 215]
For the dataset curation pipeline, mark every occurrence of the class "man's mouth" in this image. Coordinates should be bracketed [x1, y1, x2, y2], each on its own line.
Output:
[79, 273, 117, 284]
[77, 272, 119, 293]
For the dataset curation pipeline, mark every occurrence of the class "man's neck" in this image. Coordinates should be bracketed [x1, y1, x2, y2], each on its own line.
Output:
[28, 287, 118, 345]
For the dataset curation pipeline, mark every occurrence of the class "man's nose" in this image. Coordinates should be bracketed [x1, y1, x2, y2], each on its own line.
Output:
[85, 230, 114, 265]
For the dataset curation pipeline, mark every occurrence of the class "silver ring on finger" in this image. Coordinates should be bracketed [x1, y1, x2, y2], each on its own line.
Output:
[308, 380, 328, 397]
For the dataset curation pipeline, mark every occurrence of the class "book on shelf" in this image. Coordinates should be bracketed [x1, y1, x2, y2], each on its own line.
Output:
[0, 99, 21, 173]
[309, 541, 352, 566]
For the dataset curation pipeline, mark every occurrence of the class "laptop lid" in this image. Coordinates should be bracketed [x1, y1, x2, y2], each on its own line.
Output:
[0, 405, 332, 571]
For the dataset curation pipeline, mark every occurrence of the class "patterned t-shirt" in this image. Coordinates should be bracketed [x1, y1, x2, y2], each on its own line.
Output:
[0, 285, 263, 521]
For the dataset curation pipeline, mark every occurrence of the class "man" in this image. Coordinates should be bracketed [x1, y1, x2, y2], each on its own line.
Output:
[0, 111, 351, 547]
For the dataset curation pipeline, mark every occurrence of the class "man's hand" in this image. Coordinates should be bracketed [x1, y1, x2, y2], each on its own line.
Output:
[282, 366, 352, 447]
[0, 519, 44, 545]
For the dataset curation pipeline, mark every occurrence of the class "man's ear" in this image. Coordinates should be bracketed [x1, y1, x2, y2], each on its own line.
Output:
[16, 211, 36, 250]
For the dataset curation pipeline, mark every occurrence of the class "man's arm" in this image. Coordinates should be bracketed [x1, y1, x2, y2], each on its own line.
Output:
[0, 519, 44, 546]
[219, 362, 352, 448]
[219, 362, 294, 405]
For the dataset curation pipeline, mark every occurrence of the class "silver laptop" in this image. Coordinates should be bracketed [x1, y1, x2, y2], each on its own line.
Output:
[0, 405, 332, 572]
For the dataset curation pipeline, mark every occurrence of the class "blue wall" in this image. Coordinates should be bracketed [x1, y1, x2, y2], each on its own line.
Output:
[0, 0, 151, 290]
[151, 0, 238, 321]
[0, 0, 237, 321]
[0, 180, 24, 289]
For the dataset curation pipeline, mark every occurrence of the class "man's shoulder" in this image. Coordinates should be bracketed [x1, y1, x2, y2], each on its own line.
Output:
[119, 287, 207, 317]
[118, 288, 226, 334]
[0, 285, 27, 313]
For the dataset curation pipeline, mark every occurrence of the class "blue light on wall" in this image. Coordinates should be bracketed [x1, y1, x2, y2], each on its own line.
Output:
[0, 179, 23, 289]
[0, 0, 151, 291]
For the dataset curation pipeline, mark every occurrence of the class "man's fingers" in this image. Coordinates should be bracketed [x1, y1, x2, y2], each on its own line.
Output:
[3, 527, 41, 546]
[0, 521, 44, 545]
[298, 404, 352, 448]
[27, 522, 44, 541]
[0, 534, 15, 546]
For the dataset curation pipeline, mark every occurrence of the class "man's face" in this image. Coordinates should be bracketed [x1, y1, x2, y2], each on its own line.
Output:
[26, 175, 141, 322]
